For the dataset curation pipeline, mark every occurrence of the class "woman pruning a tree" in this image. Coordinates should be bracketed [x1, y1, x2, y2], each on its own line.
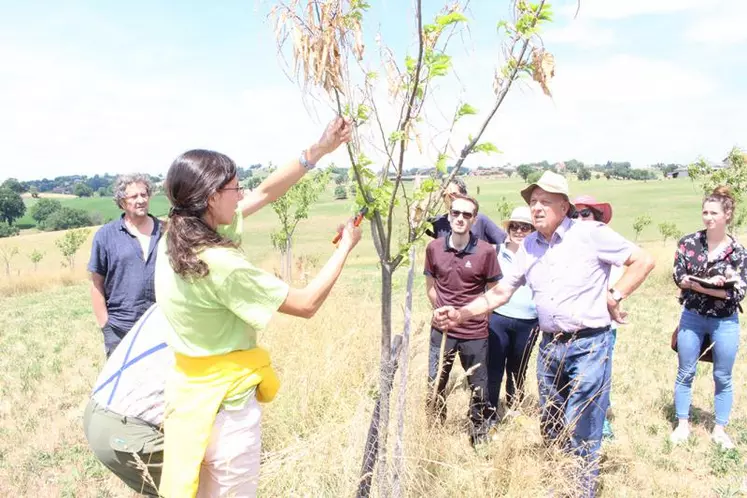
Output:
[154, 117, 362, 497]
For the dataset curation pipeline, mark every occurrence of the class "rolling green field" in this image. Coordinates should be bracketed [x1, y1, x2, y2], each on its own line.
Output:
[17, 195, 173, 229]
[2, 176, 746, 497]
[17, 175, 703, 239]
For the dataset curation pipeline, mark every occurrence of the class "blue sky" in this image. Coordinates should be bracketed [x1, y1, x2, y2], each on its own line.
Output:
[1, 0, 745, 180]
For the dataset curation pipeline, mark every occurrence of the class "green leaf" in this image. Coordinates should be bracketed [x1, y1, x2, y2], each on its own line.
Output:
[356, 152, 374, 168]
[405, 55, 416, 73]
[423, 23, 438, 35]
[356, 104, 370, 122]
[389, 130, 406, 144]
[435, 12, 468, 27]
[366, 71, 378, 81]
[471, 142, 502, 155]
[425, 52, 451, 77]
[456, 103, 478, 119]
[436, 153, 448, 173]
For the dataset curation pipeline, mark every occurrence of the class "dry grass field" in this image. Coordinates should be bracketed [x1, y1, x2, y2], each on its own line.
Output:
[1, 177, 746, 497]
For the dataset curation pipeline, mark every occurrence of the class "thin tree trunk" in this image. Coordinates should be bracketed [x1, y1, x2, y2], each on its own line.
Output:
[376, 263, 393, 497]
[392, 246, 416, 498]
[356, 335, 402, 498]
[286, 236, 293, 282]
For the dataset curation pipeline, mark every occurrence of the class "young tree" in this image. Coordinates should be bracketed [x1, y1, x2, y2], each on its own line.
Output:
[496, 196, 513, 222]
[689, 146, 747, 232]
[55, 228, 90, 268]
[270, 170, 330, 281]
[271, 1, 555, 494]
[28, 249, 44, 271]
[0, 246, 19, 276]
[334, 184, 348, 199]
[658, 221, 681, 246]
[632, 214, 652, 242]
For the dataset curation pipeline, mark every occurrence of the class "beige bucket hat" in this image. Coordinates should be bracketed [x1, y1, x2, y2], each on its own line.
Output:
[520, 170, 570, 204]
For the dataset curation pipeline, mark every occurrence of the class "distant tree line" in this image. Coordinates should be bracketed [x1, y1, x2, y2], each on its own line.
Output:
[512, 159, 666, 183]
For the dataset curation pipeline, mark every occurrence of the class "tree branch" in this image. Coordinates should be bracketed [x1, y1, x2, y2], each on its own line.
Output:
[385, 0, 425, 261]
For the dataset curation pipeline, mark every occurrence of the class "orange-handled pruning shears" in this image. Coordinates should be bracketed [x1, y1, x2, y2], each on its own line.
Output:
[332, 206, 368, 245]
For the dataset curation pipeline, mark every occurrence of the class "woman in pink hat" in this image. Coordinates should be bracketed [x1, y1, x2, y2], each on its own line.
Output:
[573, 195, 619, 441]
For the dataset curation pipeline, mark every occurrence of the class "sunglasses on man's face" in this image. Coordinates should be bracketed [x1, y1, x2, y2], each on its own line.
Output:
[508, 223, 533, 233]
[450, 209, 474, 220]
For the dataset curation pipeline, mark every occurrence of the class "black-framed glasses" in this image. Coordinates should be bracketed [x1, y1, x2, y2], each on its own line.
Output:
[578, 208, 596, 218]
[450, 209, 474, 220]
[508, 223, 533, 233]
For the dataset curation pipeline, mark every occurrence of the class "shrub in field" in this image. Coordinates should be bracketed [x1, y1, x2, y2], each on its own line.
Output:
[0, 221, 20, 238]
[633, 214, 652, 241]
[29, 198, 62, 224]
[496, 196, 512, 222]
[40, 207, 93, 231]
[334, 185, 348, 200]
[28, 249, 44, 271]
[270, 171, 330, 281]
[658, 221, 682, 246]
[55, 228, 90, 268]
[0, 246, 18, 276]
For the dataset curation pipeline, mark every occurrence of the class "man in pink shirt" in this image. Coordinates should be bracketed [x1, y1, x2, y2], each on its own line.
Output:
[434, 172, 655, 497]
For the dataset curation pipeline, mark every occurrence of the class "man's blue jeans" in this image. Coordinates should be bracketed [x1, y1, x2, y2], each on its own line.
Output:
[675, 308, 740, 426]
[537, 327, 612, 498]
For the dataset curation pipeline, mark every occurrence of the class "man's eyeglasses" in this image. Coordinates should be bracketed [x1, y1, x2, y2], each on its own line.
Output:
[124, 193, 150, 202]
[508, 223, 533, 233]
[450, 209, 474, 220]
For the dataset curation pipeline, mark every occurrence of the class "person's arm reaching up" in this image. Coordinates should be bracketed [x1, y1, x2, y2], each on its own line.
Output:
[239, 117, 353, 217]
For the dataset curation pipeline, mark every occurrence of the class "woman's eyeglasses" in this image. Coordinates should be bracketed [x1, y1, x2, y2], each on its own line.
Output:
[450, 209, 474, 220]
[222, 186, 245, 194]
[578, 208, 596, 219]
[508, 223, 533, 233]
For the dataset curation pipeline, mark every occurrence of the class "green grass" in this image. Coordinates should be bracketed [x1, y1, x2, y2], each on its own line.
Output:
[2, 175, 744, 497]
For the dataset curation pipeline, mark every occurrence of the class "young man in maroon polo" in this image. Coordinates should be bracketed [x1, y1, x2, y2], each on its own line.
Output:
[424, 194, 501, 446]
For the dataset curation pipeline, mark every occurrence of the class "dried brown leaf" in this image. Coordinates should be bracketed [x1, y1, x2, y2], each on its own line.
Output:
[531, 48, 555, 97]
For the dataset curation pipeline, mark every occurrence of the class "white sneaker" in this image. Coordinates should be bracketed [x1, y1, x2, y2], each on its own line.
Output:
[670, 425, 690, 445]
[712, 429, 735, 450]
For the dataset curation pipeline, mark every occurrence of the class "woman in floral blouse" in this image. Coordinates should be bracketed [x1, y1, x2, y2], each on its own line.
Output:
[671, 185, 747, 449]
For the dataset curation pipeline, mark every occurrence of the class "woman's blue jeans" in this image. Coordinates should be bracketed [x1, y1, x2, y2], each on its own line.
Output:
[674, 308, 740, 426]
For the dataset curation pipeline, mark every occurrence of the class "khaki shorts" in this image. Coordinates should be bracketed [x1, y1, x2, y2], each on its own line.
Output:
[83, 398, 163, 496]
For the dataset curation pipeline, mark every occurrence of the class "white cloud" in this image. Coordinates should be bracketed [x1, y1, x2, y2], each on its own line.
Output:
[551, 54, 714, 104]
[418, 53, 741, 170]
[0, 45, 346, 180]
[564, 0, 701, 20]
[543, 21, 616, 47]
[685, 1, 747, 45]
